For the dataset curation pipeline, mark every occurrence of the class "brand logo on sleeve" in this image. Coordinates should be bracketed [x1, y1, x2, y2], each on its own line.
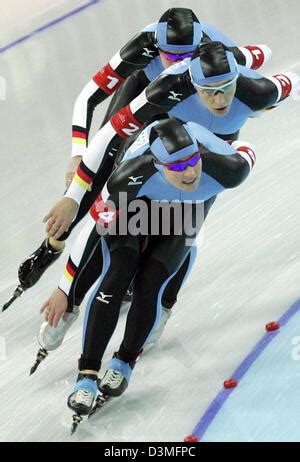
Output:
[142, 48, 155, 58]
[168, 91, 183, 102]
[128, 175, 144, 185]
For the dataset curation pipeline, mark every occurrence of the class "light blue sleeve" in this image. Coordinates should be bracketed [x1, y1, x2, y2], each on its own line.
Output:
[201, 22, 236, 47]
[144, 57, 165, 82]
[238, 64, 264, 80]
[142, 22, 158, 33]
[160, 59, 190, 76]
[187, 122, 237, 155]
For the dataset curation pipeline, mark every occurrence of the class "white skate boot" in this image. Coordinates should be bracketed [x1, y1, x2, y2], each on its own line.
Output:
[30, 306, 80, 375]
[144, 306, 172, 349]
[37, 305, 80, 351]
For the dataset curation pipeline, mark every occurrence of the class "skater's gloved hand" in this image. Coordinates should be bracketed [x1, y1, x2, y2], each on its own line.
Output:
[40, 287, 69, 327]
[43, 197, 78, 240]
[65, 156, 82, 189]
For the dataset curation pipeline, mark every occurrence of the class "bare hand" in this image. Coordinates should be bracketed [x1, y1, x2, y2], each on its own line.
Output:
[40, 288, 69, 327]
[65, 156, 81, 189]
[43, 197, 78, 239]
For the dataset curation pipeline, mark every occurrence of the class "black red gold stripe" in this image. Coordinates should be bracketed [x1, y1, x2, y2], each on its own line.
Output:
[73, 162, 94, 190]
[64, 258, 77, 282]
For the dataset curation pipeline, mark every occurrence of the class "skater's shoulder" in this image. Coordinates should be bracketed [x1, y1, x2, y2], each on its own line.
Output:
[107, 155, 157, 195]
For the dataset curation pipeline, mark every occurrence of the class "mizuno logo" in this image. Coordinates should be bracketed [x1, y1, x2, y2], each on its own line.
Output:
[142, 48, 155, 58]
[128, 175, 143, 185]
[168, 91, 183, 102]
[96, 292, 113, 304]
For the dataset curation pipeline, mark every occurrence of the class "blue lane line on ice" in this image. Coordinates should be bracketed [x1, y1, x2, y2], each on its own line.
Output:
[191, 299, 300, 441]
[0, 0, 100, 53]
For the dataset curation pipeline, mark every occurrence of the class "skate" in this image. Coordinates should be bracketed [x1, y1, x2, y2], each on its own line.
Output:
[68, 373, 98, 435]
[144, 306, 172, 349]
[29, 348, 49, 375]
[2, 239, 64, 312]
[29, 306, 80, 375]
[99, 353, 135, 398]
[88, 379, 113, 418]
[2, 286, 25, 312]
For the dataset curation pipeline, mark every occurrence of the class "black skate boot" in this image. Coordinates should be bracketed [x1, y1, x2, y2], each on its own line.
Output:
[2, 239, 64, 311]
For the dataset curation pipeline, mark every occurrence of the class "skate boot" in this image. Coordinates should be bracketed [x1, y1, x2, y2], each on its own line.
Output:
[144, 306, 172, 349]
[68, 373, 98, 434]
[37, 305, 80, 351]
[18, 238, 64, 288]
[29, 306, 80, 375]
[2, 239, 64, 312]
[99, 353, 135, 397]
[68, 373, 98, 414]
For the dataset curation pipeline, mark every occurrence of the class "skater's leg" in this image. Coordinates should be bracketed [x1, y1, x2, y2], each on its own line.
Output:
[144, 245, 197, 347]
[71, 240, 103, 306]
[59, 215, 103, 312]
[68, 234, 141, 411]
[100, 235, 192, 396]
[79, 235, 141, 373]
[34, 215, 102, 366]
[161, 195, 217, 308]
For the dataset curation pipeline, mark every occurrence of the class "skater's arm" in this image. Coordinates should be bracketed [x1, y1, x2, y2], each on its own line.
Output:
[202, 22, 272, 70]
[188, 121, 256, 187]
[71, 30, 158, 159]
[66, 70, 151, 188]
[100, 70, 151, 128]
[65, 70, 194, 204]
[44, 70, 193, 238]
[202, 140, 256, 188]
[236, 45, 272, 70]
[237, 70, 300, 111]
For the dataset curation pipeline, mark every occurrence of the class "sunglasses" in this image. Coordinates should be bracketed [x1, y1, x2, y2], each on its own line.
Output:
[196, 75, 239, 96]
[155, 152, 201, 172]
[160, 49, 194, 62]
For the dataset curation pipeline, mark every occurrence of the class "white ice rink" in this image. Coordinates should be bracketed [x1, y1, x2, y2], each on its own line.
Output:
[0, 0, 300, 442]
